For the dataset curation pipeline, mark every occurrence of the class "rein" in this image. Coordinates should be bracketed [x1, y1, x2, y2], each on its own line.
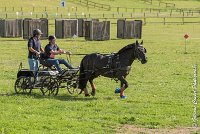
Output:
[66, 54, 71, 64]
[71, 53, 110, 56]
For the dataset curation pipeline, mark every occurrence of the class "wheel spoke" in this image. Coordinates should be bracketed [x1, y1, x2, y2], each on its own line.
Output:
[67, 79, 82, 95]
[15, 76, 32, 94]
[41, 77, 58, 96]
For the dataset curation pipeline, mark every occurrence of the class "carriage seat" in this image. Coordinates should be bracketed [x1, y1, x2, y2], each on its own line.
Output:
[17, 69, 35, 78]
[39, 52, 54, 69]
[39, 58, 57, 71]
[39, 58, 53, 68]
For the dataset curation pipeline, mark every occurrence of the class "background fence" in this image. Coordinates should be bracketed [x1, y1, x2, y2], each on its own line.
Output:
[74, 0, 111, 11]
[0, 11, 200, 25]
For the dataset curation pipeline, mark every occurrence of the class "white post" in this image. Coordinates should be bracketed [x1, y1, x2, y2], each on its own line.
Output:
[16, 12, 19, 19]
[68, 12, 71, 19]
[193, 64, 198, 127]
[30, 12, 32, 17]
[185, 39, 187, 53]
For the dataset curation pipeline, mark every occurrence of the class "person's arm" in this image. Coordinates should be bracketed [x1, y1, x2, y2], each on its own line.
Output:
[40, 47, 44, 52]
[64, 51, 72, 55]
[28, 38, 40, 57]
[58, 48, 72, 55]
[50, 50, 61, 55]
[29, 47, 40, 56]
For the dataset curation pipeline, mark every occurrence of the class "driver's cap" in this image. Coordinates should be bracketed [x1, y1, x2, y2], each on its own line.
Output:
[33, 29, 43, 35]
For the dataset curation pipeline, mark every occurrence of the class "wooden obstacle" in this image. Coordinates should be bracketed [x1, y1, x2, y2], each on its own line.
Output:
[55, 19, 78, 38]
[117, 19, 142, 39]
[23, 18, 48, 39]
[0, 19, 23, 37]
[78, 18, 99, 37]
[85, 20, 110, 41]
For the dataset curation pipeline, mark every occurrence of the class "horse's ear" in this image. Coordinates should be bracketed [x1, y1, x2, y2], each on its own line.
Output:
[141, 40, 143, 45]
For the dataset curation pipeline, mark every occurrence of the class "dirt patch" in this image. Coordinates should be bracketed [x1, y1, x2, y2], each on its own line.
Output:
[117, 125, 200, 134]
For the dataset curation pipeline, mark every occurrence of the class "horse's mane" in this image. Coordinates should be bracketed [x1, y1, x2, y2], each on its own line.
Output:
[117, 43, 135, 55]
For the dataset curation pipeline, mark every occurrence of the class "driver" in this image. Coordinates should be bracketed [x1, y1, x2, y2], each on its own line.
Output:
[44, 35, 75, 73]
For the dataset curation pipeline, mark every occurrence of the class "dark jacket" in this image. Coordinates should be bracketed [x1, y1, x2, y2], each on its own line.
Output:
[28, 37, 42, 59]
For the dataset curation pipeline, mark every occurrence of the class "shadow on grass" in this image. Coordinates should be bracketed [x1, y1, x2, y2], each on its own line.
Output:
[0, 92, 18, 96]
[48, 94, 98, 101]
[0, 92, 97, 101]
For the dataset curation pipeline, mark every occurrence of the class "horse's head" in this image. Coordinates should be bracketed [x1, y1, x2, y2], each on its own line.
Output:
[135, 40, 147, 64]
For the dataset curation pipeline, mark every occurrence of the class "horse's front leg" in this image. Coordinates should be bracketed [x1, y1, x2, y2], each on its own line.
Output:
[80, 79, 89, 97]
[89, 79, 96, 96]
[118, 76, 128, 99]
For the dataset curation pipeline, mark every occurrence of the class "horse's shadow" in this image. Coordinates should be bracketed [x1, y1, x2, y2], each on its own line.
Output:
[41, 94, 98, 101]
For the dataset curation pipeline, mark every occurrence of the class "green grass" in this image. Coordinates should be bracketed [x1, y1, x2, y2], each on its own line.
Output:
[1, 0, 200, 133]
[1, 23, 200, 133]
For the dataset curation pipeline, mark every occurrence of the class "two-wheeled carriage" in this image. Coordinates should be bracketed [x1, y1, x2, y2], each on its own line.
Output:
[14, 59, 82, 96]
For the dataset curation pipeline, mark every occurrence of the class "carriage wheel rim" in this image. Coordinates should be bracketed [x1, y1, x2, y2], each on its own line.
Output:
[14, 77, 32, 94]
[41, 77, 59, 96]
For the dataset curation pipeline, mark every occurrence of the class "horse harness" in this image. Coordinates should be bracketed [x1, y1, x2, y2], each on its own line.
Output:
[103, 53, 131, 76]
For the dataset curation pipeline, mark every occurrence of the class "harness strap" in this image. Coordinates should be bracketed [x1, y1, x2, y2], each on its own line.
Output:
[119, 66, 131, 71]
[106, 56, 112, 68]
[105, 53, 116, 68]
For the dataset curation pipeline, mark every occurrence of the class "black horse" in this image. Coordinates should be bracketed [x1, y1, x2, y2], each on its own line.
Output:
[78, 40, 147, 98]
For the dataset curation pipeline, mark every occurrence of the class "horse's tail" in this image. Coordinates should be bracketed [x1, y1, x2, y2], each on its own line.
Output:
[78, 56, 87, 90]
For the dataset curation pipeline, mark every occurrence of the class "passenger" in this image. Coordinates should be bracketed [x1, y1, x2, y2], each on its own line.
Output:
[44, 35, 75, 73]
[28, 29, 44, 73]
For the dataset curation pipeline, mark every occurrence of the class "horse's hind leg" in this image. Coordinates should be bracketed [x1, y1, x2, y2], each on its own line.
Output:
[119, 76, 128, 98]
[89, 79, 96, 96]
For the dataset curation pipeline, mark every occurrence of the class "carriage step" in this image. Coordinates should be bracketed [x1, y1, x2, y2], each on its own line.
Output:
[58, 69, 79, 77]
[59, 86, 66, 88]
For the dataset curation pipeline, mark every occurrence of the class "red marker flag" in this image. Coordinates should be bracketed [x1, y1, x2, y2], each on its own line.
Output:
[184, 34, 189, 39]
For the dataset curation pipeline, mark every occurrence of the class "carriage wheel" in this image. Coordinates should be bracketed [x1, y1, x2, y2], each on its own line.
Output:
[14, 76, 32, 94]
[40, 77, 59, 96]
[67, 79, 82, 95]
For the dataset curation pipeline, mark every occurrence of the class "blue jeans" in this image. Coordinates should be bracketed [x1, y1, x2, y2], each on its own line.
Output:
[28, 58, 39, 73]
[28, 58, 39, 81]
[46, 58, 73, 72]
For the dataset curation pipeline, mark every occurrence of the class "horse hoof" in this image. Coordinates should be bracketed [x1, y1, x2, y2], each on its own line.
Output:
[91, 91, 96, 96]
[115, 88, 121, 94]
[85, 94, 90, 97]
[120, 95, 126, 99]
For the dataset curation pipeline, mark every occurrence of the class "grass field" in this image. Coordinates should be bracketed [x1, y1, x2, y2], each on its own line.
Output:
[0, 0, 200, 133]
